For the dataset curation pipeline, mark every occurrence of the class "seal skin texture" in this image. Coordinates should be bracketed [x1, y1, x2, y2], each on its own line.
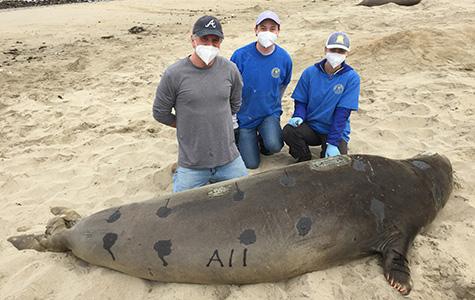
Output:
[357, 0, 422, 7]
[8, 153, 453, 296]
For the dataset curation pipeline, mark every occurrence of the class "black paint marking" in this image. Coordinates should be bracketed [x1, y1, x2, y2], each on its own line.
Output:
[279, 170, 296, 187]
[233, 183, 245, 202]
[296, 217, 312, 236]
[153, 240, 172, 267]
[228, 249, 234, 267]
[103, 233, 118, 260]
[156, 199, 172, 218]
[239, 229, 256, 245]
[243, 248, 248, 267]
[106, 209, 121, 223]
[206, 249, 224, 267]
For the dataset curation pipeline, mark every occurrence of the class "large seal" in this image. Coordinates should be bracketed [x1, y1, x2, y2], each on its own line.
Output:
[357, 0, 422, 7]
[8, 153, 453, 296]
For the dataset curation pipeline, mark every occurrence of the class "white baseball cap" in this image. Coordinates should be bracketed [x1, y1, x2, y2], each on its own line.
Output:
[255, 11, 281, 26]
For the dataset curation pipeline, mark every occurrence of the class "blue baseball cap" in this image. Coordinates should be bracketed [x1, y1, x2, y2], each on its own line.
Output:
[326, 31, 350, 51]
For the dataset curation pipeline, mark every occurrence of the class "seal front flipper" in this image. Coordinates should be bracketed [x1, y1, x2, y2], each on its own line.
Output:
[376, 230, 415, 296]
[383, 247, 412, 296]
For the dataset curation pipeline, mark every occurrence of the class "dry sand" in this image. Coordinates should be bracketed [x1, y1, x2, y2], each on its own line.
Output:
[0, 0, 474, 299]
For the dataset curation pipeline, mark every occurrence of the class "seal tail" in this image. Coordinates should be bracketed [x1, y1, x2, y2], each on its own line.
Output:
[7, 207, 81, 252]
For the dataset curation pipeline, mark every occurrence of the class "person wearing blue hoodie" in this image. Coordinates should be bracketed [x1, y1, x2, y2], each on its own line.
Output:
[231, 11, 293, 169]
[283, 31, 360, 161]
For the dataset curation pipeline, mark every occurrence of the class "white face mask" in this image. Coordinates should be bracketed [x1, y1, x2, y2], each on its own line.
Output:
[195, 45, 220, 65]
[325, 52, 346, 68]
[257, 31, 277, 48]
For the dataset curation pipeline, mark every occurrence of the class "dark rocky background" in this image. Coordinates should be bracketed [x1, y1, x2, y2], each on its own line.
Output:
[0, 0, 104, 9]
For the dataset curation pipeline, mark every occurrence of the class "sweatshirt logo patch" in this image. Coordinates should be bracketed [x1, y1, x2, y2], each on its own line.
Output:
[333, 84, 344, 94]
[271, 67, 281, 78]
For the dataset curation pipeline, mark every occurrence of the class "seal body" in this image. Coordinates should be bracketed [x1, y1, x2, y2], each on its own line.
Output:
[358, 0, 422, 7]
[9, 154, 453, 294]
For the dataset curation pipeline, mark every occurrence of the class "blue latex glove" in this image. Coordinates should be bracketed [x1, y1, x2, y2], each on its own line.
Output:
[325, 143, 340, 158]
[288, 117, 303, 128]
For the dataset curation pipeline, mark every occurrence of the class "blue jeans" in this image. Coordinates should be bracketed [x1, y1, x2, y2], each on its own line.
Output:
[238, 116, 283, 169]
[173, 156, 248, 193]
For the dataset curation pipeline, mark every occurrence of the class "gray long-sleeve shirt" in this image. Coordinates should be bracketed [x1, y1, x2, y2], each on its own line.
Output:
[153, 56, 243, 169]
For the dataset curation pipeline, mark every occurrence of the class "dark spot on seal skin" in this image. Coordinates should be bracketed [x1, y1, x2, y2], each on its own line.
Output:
[106, 209, 121, 223]
[280, 170, 296, 187]
[352, 159, 367, 172]
[156, 199, 172, 218]
[239, 229, 256, 245]
[233, 183, 245, 202]
[153, 240, 172, 267]
[157, 206, 172, 218]
[370, 198, 385, 231]
[296, 217, 312, 236]
[103, 233, 118, 261]
[411, 160, 431, 170]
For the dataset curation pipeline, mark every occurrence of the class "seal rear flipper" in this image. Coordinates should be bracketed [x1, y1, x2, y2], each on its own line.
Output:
[7, 207, 81, 252]
[8, 234, 48, 251]
[8, 232, 68, 252]
[49, 206, 81, 228]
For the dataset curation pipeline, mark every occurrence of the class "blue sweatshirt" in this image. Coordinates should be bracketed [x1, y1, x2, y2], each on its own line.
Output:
[231, 42, 293, 129]
[291, 59, 360, 142]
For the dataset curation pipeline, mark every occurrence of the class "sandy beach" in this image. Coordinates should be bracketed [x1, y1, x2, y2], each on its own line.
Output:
[1, 0, 474, 299]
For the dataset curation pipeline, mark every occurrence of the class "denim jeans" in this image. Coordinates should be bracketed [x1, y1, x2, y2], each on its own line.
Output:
[173, 156, 248, 193]
[238, 116, 284, 169]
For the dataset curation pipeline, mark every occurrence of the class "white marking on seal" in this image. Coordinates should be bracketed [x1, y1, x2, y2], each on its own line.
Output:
[310, 155, 351, 171]
[411, 160, 431, 170]
[207, 186, 231, 197]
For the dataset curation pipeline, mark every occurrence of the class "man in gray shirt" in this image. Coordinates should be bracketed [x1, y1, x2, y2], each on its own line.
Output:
[153, 15, 248, 193]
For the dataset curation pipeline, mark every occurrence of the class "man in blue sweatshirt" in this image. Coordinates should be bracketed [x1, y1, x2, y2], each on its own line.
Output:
[283, 31, 360, 161]
[231, 11, 293, 169]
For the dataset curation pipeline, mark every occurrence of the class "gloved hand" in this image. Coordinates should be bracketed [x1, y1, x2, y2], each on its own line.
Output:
[325, 143, 340, 158]
[288, 117, 303, 128]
